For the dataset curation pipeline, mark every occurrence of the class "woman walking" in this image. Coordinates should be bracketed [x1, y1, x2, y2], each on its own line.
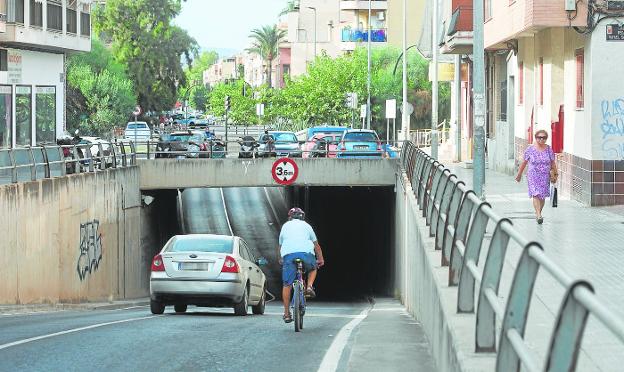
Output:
[515, 129, 557, 224]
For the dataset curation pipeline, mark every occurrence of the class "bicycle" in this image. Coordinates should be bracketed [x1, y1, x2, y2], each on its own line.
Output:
[291, 258, 306, 332]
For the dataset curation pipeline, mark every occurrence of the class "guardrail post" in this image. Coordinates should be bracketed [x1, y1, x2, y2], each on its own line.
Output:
[425, 163, 443, 223]
[449, 190, 477, 286]
[130, 142, 137, 165]
[72, 144, 81, 173]
[544, 281, 594, 372]
[433, 173, 456, 246]
[27, 147, 36, 181]
[429, 168, 451, 237]
[457, 202, 491, 313]
[146, 140, 151, 160]
[85, 145, 94, 173]
[110, 141, 117, 168]
[419, 158, 435, 210]
[476, 218, 512, 352]
[41, 147, 51, 178]
[441, 181, 465, 266]
[496, 242, 543, 372]
[120, 142, 127, 167]
[8, 149, 17, 183]
[97, 143, 105, 170]
[58, 147, 66, 176]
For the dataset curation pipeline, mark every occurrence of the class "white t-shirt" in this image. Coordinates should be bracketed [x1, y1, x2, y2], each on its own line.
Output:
[279, 219, 317, 257]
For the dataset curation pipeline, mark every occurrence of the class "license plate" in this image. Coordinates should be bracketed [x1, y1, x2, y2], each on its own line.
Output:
[178, 262, 211, 271]
[355, 145, 369, 150]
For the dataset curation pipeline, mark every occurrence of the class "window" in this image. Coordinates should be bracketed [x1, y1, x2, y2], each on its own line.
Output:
[15, 86, 32, 146]
[485, 0, 492, 20]
[9, 0, 25, 24]
[518, 62, 524, 104]
[36, 86, 56, 144]
[80, 10, 90, 36]
[498, 80, 507, 121]
[47, 0, 62, 31]
[0, 86, 12, 148]
[67, 0, 77, 33]
[576, 49, 584, 109]
[29, 0, 42, 27]
[169, 236, 234, 253]
[538, 58, 544, 105]
[0, 50, 7, 72]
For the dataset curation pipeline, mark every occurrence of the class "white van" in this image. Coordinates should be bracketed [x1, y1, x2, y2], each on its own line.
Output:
[124, 121, 151, 142]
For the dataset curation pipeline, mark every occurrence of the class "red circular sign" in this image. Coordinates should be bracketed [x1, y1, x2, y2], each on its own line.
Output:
[271, 158, 299, 185]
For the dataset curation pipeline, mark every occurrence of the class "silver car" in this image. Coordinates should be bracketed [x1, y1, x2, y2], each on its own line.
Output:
[257, 131, 302, 157]
[150, 234, 268, 316]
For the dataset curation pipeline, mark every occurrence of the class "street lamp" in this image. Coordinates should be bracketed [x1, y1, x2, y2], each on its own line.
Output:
[307, 7, 317, 58]
[367, 0, 372, 130]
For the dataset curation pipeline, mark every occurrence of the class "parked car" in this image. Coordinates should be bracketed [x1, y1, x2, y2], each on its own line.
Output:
[302, 126, 348, 158]
[124, 121, 151, 142]
[336, 129, 383, 158]
[257, 131, 301, 157]
[173, 115, 210, 129]
[149, 234, 268, 315]
[307, 133, 342, 158]
[155, 131, 209, 158]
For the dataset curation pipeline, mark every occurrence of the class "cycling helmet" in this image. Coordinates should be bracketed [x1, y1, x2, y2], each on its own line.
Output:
[288, 207, 305, 220]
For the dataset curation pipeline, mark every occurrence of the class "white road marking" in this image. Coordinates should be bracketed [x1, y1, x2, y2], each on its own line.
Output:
[220, 188, 234, 236]
[370, 307, 405, 312]
[0, 315, 161, 351]
[317, 307, 371, 372]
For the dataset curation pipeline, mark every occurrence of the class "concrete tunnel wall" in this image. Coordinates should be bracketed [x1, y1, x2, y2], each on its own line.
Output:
[0, 167, 145, 304]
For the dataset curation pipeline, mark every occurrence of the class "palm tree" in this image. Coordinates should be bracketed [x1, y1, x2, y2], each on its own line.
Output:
[247, 25, 287, 88]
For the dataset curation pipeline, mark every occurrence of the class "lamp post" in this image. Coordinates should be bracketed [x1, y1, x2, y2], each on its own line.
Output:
[401, 0, 408, 143]
[431, 0, 439, 159]
[367, 0, 372, 130]
[307, 6, 317, 58]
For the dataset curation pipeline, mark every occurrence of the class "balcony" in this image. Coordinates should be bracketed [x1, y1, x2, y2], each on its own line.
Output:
[340, 0, 387, 11]
[441, 6, 473, 55]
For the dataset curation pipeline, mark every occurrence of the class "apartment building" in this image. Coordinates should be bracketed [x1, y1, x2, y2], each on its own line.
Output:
[203, 56, 240, 88]
[0, 0, 91, 148]
[280, 0, 389, 79]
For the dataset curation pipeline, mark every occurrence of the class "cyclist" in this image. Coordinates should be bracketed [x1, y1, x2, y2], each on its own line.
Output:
[277, 207, 325, 323]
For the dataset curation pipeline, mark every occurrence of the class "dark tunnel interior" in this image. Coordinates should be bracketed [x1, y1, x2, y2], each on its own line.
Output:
[142, 186, 395, 302]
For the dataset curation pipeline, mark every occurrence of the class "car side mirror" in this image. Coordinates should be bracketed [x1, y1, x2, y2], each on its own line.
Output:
[256, 257, 268, 266]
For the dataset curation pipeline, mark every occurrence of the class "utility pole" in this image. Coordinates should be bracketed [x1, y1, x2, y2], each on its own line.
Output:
[401, 0, 409, 143]
[431, 0, 439, 159]
[367, 0, 372, 130]
[455, 55, 462, 162]
[307, 7, 317, 58]
[473, 0, 486, 196]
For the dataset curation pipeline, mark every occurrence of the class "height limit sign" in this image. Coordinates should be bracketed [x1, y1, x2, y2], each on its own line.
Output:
[271, 158, 299, 186]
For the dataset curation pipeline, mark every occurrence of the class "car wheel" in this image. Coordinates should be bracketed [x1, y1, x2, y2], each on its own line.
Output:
[150, 299, 165, 314]
[234, 285, 249, 316]
[252, 285, 266, 315]
[174, 304, 187, 313]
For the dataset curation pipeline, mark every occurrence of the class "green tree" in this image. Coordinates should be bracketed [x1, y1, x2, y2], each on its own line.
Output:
[247, 25, 286, 88]
[208, 81, 255, 126]
[66, 38, 137, 137]
[182, 50, 218, 111]
[94, 0, 197, 112]
[278, 0, 299, 16]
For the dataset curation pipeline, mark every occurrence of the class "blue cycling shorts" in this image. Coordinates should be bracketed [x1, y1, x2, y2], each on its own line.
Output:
[282, 252, 317, 287]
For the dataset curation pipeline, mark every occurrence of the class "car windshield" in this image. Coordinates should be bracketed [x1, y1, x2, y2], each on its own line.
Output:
[127, 123, 148, 129]
[169, 236, 234, 253]
[344, 132, 378, 142]
[274, 133, 297, 142]
[169, 134, 193, 141]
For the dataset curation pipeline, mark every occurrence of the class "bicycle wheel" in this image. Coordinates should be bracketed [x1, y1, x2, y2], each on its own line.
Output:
[294, 282, 302, 332]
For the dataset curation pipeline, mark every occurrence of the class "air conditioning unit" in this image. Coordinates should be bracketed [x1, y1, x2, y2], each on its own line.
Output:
[564, 0, 576, 11]
[378, 11, 385, 21]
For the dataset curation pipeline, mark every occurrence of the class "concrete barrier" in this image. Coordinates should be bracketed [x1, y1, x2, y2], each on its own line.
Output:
[394, 165, 496, 371]
[138, 158, 396, 189]
[0, 167, 144, 304]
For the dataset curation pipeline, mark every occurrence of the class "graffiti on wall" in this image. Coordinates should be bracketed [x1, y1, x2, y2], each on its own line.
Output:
[600, 98, 624, 159]
[76, 220, 103, 281]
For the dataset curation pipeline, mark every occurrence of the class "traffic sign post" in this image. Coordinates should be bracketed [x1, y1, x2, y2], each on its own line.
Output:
[271, 158, 299, 186]
[132, 105, 141, 145]
[385, 99, 396, 145]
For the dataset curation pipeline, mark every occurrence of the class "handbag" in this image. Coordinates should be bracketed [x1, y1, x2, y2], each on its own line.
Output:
[550, 184, 558, 208]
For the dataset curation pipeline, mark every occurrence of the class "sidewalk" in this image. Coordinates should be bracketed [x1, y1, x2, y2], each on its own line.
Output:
[346, 298, 437, 372]
[0, 298, 149, 315]
[447, 164, 624, 371]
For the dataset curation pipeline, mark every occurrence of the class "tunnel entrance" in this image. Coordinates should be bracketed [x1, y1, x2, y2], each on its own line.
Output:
[140, 185, 395, 302]
[292, 186, 395, 300]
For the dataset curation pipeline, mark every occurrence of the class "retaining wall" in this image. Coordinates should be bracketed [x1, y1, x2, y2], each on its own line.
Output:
[0, 167, 144, 304]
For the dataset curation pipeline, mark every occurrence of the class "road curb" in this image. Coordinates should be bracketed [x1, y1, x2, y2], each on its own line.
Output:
[0, 299, 150, 315]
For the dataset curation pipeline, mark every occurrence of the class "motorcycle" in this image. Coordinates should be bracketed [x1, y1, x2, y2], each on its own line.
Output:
[56, 130, 85, 174]
[210, 139, 227, 159]
[237, 136, 258, 158]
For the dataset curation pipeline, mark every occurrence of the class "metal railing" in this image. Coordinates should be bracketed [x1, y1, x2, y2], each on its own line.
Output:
[399, 141, 624, 371]
[0, 141, 137, 185]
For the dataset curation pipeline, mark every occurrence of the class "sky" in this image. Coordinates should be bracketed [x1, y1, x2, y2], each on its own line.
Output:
[174, 0, 287, 57]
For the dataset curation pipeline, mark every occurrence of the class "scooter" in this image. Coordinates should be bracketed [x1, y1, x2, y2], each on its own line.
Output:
[210, 139, 227, 159]
[238, 136, 258, 158]
[56, 130, 85, 174]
